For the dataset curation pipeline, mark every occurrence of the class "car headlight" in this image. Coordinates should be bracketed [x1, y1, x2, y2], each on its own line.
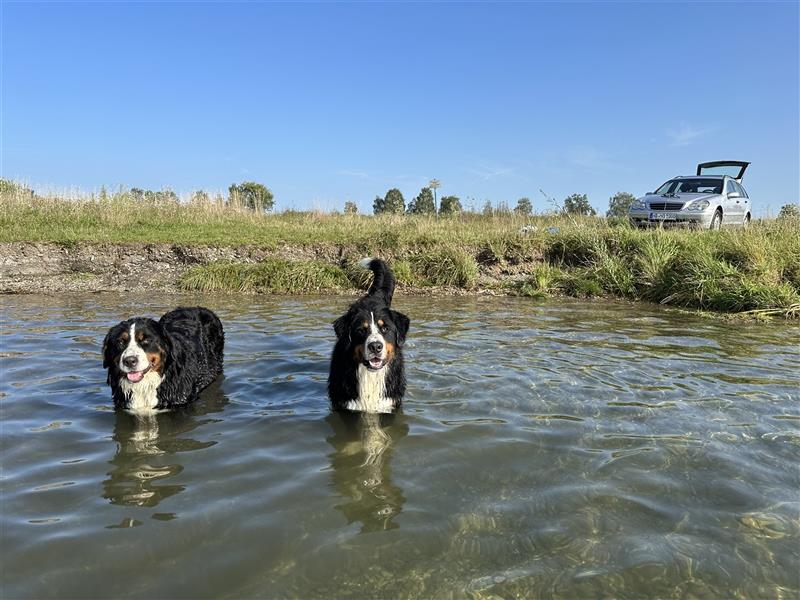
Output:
[629, 200, 645, 211]
[686, 200, 710, 211]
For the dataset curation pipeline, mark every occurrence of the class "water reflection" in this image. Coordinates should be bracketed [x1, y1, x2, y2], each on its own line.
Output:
[102, 379, 228, 508]
[326, 412, 408, 533]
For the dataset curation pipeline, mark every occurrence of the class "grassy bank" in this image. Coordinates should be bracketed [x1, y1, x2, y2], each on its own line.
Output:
[2, 187, 799, 316]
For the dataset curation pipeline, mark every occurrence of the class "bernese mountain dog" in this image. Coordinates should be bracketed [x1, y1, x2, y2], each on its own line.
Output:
[328, 258, 410, 413]
[102, 307, 224, 414]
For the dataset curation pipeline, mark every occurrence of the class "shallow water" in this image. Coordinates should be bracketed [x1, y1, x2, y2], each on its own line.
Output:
[1, 293, 798, 599]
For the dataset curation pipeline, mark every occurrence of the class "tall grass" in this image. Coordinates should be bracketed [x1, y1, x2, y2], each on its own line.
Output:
[2, 184, 799, 315]
[180, 259, 350, 293]
[527, 223, 800, 314]
[0, 184, 599, 248]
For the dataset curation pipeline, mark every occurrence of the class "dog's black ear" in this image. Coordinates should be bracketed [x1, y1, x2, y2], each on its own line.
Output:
[333, 314, 350, 340]
[102, 322, 125, 368]
[158, 324, 175, 369]
[391, 310, 410, 347]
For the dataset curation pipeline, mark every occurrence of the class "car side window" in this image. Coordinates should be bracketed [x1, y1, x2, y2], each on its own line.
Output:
[737, 182, 749, 198]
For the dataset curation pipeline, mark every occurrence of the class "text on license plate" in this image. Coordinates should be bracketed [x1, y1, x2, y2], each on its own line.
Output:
[650, 212, 677, 221]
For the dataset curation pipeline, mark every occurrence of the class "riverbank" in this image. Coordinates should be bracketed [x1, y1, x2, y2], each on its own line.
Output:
[1, 191, 798, 316]
[1, 233, 798, 318]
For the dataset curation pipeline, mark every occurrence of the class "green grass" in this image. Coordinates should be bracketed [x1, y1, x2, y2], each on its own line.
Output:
[410, 249, 479, 288]
[529, 225, 800, 314]
[0, 185, 600, 248]
[3, 185, 799, 316]
[180, 259, 351, 293]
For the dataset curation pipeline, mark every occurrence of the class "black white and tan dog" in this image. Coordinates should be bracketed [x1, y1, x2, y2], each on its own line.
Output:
[328, 258, 410, 413]
[102, 307, 224, 414]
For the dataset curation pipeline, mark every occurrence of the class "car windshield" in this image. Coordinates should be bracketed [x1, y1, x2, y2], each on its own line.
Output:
[655, 178, 723, 195]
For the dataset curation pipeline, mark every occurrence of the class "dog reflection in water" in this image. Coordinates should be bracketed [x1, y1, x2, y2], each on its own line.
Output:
[102, 381, 227, 508]
[326, 411, 409, 533]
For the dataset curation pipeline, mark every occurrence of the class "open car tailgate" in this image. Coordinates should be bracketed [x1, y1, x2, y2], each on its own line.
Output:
[697, 160, 750, 182]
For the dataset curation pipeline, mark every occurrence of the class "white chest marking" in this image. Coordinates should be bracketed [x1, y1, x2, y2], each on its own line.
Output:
[120, 370, 164, 414]
[119, 324, 164, 414]
[346, 364, 395, 413]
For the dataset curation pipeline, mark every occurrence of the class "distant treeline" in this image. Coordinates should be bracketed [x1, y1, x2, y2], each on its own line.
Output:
[367, 187, 608, 218]
[2, 179, 799, 220]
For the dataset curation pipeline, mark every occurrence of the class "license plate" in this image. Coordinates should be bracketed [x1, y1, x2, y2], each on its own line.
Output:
[650, 212, 677, 221]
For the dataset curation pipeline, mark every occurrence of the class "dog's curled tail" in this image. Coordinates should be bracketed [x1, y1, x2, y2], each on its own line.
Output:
[360, 257, 395, 305]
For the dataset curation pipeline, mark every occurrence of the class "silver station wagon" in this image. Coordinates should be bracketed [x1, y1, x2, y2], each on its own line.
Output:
[629, 161, 751, 229]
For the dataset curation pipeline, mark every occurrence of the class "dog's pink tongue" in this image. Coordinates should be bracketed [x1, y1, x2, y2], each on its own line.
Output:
[126, 371, 145, 383]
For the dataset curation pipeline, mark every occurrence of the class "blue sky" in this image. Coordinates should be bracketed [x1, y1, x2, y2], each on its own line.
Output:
[3, 1, 798, 216]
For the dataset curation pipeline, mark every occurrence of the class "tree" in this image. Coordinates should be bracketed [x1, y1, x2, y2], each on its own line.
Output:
[439, 195, 462, 216]
[374, 188, 405, 214]
[0, 179, 34, 198]
[778, 203, 800, 220]
[191, 190, 210, 205]
[606, 192, 637, 218]
[407, 187, 435, 215]
[563, 193, 596, 216]
[495, 201, 511, 215]
[159, 189, 179, 203]
[130, 187, 178, 203]
[228, 181, 274, 212]
[344, 201, 358, 214]
[514, 197, 533, 216]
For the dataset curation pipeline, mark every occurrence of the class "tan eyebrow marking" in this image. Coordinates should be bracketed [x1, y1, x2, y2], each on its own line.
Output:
[377, 319, 385, 327]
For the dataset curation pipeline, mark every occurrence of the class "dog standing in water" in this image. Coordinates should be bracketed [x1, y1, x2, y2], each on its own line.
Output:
[102, 307, 224, 414]
[328, 259, 410, 413]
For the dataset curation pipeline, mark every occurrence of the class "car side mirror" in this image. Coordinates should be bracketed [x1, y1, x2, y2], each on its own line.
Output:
[727, 192, 741, 199]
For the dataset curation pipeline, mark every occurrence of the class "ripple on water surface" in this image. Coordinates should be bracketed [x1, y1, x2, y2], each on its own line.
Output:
[0, 294, 798, 598]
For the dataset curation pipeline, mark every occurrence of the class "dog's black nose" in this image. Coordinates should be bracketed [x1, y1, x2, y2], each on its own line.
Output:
[367, 341, 383, 354]
[122, 356, 138, 369]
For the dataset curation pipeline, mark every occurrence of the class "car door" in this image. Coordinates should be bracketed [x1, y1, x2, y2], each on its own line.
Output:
[727, 180, 745, 220]
[738, 182, 752, 219]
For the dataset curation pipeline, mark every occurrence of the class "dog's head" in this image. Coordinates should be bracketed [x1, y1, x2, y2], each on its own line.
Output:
[102, 318, 170, 384]
[333, 298, 410, 371]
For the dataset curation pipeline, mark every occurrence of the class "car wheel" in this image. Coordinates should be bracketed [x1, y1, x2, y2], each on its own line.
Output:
[743, 213, 751, 228]
[709, 210, 722, 230]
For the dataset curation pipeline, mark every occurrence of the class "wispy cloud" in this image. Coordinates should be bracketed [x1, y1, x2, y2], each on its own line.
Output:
[463, 165, 514, 181]
[666, 122, 714, 147]
[566, 146, 624, 173]
[336, 169, 370, 179]
[567, 146, 616, 171]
